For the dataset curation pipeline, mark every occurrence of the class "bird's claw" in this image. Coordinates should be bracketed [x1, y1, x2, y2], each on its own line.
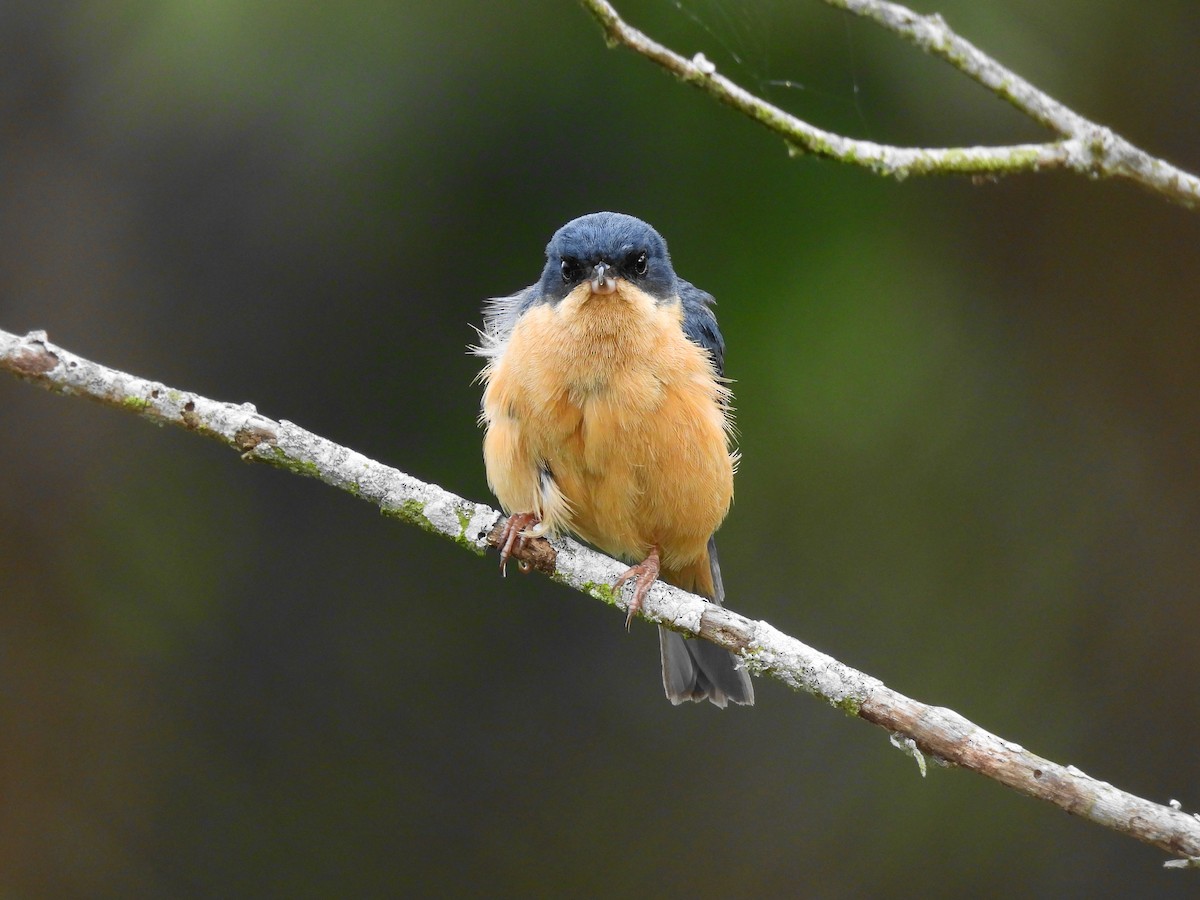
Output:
[497, 512, 541, 576]
[613, 546, 661, 630]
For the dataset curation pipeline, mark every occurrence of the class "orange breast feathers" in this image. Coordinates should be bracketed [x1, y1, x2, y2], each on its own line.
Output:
[478, 280, 736, 576]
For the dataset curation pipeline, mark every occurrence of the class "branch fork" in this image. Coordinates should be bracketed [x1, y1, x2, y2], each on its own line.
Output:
[580, 0, 1200, 208]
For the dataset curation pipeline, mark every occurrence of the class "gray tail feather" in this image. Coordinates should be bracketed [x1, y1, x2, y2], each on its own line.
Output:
[659, 537, 754, 707]
[659, 629, 755, 707]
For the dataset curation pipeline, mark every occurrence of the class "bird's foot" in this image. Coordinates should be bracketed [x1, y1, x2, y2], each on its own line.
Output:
[614, 545, 661, 630]
[497, 512, 541, 575]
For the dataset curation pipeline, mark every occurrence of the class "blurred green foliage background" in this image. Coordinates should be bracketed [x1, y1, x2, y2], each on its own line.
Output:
[2, 1, 1199, 896]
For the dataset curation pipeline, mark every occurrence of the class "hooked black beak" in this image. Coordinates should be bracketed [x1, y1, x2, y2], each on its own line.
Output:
[589, 262, 618, 295]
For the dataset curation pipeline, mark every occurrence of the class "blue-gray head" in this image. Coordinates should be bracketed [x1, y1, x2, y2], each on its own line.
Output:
[536, 212, 679, 303]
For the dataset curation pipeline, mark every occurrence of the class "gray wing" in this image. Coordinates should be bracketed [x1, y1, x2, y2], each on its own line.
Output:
[678, 279, 726, 377]
[678, 280, 733, 598]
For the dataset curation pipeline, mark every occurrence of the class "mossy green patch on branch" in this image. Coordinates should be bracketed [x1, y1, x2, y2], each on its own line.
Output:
[383, 497, 434, 532]
[263, 446, 322, 480]
[837, 696, 862, 718]
[578, 580, 618, 606]
[451, 507, 485, 555]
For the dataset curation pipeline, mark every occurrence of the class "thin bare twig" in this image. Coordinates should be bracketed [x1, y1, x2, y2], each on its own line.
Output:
[579, 0, 1200, 209]
[3, 325, 1199, 866]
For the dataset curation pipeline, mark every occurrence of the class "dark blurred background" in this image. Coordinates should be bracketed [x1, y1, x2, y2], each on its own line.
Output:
[2, 0, 1199, 896]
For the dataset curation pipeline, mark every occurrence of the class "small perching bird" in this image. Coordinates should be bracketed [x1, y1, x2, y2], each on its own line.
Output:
[474, 212, 753, 707]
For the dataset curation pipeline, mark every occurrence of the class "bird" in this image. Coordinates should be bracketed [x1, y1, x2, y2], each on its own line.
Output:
[473, 212, 754, 708]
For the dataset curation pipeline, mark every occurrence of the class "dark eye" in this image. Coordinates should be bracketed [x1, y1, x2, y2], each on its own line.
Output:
[561, 258, 582, 283]
[630, 251, 649, 277]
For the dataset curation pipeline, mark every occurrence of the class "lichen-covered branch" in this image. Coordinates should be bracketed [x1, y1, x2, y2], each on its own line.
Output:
[579, 0, 1200, 209]
[3, 325, 1199, 866]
